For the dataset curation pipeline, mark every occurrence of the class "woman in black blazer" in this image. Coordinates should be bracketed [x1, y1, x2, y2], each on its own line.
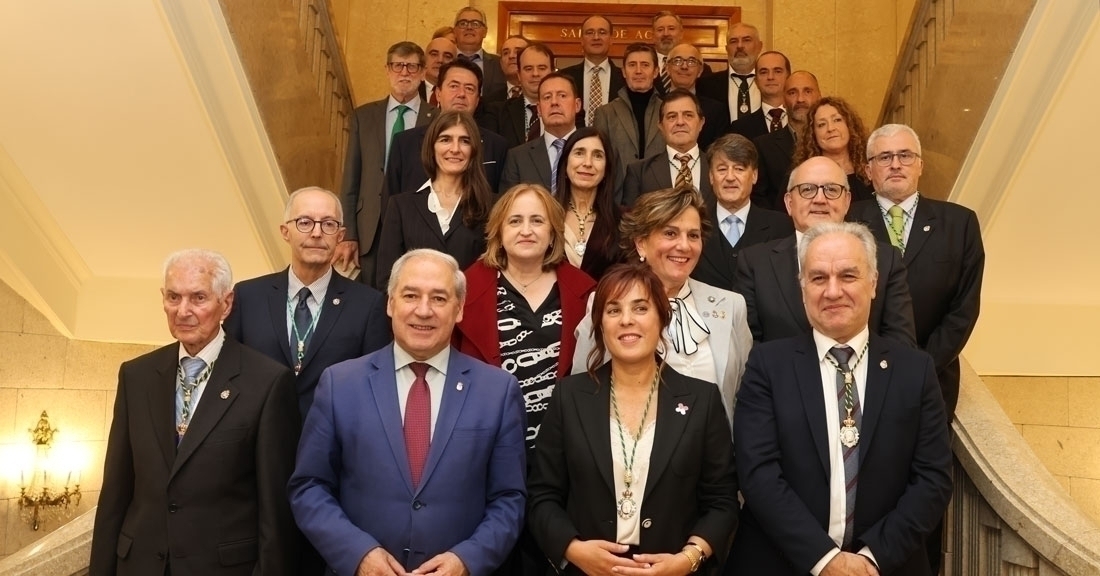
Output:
[553, 127, 624, 281]
[377, 110, 494, 288]
[528, 265, 738, 576]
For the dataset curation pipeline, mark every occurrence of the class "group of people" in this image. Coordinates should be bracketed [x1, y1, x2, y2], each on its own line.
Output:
[88, 6, 988, 576]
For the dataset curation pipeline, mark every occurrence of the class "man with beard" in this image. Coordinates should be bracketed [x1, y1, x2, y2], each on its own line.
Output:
[727, 51, 790, 141]
[651, 10, 714, 95]
[752, 70, 820, 210]
[699, 22, 764, 122]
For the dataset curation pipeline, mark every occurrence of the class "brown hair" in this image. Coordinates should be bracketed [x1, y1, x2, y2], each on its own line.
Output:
[705, 133, 758, 169]
[420, 110, 492, 228]
[792, 96, 870, 184]
[481, 184, 566, 271]
[586, 264, 672, 374]
[619, 186, 712, 261]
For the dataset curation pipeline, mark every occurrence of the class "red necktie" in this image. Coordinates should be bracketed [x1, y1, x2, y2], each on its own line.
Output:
[429, 90, 438, 107]
[768, 108, 784, 132]
[405, 362, 431, 488]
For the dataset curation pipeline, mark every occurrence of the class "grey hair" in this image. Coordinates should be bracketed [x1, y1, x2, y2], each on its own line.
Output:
[283, 186, 344, 222]
[866, 123, 922, 158]
[797, 222, 878, 284]
[162, 249, 233, 297]
[386, 248, 467, 302]
[455, 6, 486, 22]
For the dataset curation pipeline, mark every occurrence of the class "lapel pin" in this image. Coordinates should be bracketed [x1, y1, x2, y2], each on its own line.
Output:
[675, 403, 689, 415]
[707, 296, 715, 303]
[220, 389, 231, 399]
[923, 225, 931, 232]
[456, 382, 464, 391]
[880, 360, 888, 369]
[333, 298, 341, 306]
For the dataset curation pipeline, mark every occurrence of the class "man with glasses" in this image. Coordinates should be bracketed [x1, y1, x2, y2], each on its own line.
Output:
[650, 11, 715, 96]
[728, 51, 790, 141]
[560, 15, 624, 126]
[699, 22, 764, 122]
[734, 156, 916, 345]
[753, 70, 821, 210]
[453, 6, 507, 99]
[335, 41, 434, 286]
[663, 42, 728, 150]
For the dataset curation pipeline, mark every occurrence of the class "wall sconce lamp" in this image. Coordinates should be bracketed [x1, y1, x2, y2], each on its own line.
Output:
[17, 411, 82, 531]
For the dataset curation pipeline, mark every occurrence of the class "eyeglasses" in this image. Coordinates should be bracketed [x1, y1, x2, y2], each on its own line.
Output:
[454, 19, 485, 29]
[387, 62, 422, 73]
[668, 57, 702, 68]
[583, 29, 610, 38]
[789, 183, 848, 199]
[869, 151, 921, 167]
[287, 217, 342, 235]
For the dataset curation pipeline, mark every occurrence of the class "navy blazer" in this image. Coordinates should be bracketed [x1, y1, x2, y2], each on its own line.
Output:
[728, 334, 952, 575]
[224, 268, 390, 418]
[847, 197, 985, 419]
[734, 235, 917, 347]
[692, 203, 793, 292]
[289, 345, 526, 576]
[528, 363, 738, 574]
[383, 124, 508, 198]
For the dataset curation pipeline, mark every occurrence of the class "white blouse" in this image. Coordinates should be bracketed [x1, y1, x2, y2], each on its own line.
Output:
[610, 413, 658, 545]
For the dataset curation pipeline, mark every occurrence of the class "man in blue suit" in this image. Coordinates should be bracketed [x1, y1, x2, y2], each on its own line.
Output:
[289, 248, 526, 576]
[224, 186, 390, 419]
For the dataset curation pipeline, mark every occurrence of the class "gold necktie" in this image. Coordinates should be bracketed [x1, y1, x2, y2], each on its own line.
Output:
[675, 154, 693, 190]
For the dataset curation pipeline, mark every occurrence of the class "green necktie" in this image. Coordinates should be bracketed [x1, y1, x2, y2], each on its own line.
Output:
[886, 204, 906, 253]
[391, 104, 409, 142]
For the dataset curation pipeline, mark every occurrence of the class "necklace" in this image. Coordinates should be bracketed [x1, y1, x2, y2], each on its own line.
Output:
[567, 200, 595, 256]
[609, 368, 660, 520]
[175, 360, 215, 437]
[503, 269, 544, 293]
[823, 342, 869, 448]
[286, 296, 322, 375]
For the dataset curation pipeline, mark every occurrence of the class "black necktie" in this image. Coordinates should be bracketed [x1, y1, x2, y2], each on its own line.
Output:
[732, 73, 754, 119]
[294, 287, 314, 353]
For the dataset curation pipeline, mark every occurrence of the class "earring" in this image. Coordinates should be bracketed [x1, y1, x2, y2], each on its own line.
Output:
[639, 255, 646, 262]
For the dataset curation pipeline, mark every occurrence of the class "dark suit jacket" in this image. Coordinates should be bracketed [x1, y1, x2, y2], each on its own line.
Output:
[289, 345, 526, 575]
[848, 197, 985, 419]
[697, 72, 748, 120]
[726, 108, 769, 141]
[734, 235, 917, 346]
[383, 124, 508, 198]
[728, 334, 952, 575]
[90, 338, 300, 576]
[575, 204, 625, 281]
[697, 93, 730, 152]
[528, 364, 739, 574]
[692, 203, 794, 292]
[480, 52, 508, 100]
[752, 127, 796, 211]
[622, 151, 715, 207]
[454, 261, 596, 378]
[224, 268, 390, 418]
[376, 190, 487, 289]
[592, 88, 665, 201]
[499, 135, 561, 193]
[487, 97, 587, 150]
[559, 60, 626, 117]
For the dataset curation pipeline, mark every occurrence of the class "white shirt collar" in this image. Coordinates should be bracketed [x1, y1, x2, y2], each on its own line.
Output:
[875, 192, 919, 215]
[812, 326, 870, 362]
[584, 59, 609, 73]
[665, 144, 701, 162]
[387, 94, 421, 114]
[543, 128, 576, 148]
[715, 201, 751, 224]
[394, 343, 451, 376]
[288, 266, 333, 303]
[178, 328, 226, 366]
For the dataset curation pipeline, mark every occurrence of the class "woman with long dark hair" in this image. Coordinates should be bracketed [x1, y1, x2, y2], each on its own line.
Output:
[553, 126, 624, 280]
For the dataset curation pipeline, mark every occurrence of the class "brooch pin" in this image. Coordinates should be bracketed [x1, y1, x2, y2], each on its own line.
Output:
[880, 360, 888, 369]
[220, 390, 230, 399]
[333, 298, 341, 305]
[456, 382, 464, 391]
[675, 403, 689, 415]
[923, 225, 931, 232]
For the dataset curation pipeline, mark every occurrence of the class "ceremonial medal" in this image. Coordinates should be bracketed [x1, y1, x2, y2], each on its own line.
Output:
[176, 423, 188, 436]
[840, 414, 860, 448]
[617, 490, 637, 519]
[740, 103, 749, 114]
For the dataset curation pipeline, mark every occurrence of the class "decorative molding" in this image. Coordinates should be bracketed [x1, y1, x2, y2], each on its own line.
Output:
[158, 0, 289, 271]
[295, 0, 355, 161]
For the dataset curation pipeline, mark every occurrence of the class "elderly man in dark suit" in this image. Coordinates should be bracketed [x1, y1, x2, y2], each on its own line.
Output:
[334, 41, 435, 287]
[592, 43, 665, 201]
[727, 221, 952, 576]
[289, 249, 526, 576]
[752, 70, 821, 210]
[727, 51, 790, 141]
[91, 249, 300, 576]
[559, 15, 624, 126]
[693, 134, 793, 291]
[622, 89, 713, 206]
[384, 59, 509, 196]
[499, 72, 582, 193]
[735, 156, 916, 346]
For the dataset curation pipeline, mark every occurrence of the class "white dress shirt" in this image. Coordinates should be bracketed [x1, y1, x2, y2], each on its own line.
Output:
[665, 145, 703, 190]
[760, 101, 787, 131]
[875, 192, 920, 245]
[662, 283, 718, 384]
[417, 180, 457, 234]
[715, 202, 752, 240]
[727, 73, 762, 120]
[612, 413, 657, 545]
[394, 344, 450, 439]
[583, 59, 612, 107]
[809, 327, 878, 575]
[286, 266, 333, 346]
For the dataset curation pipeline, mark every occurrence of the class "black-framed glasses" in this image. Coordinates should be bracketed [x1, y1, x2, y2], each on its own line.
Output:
[869, 151, 921, 167]
[454, 19, 485, 29]
[288, 217, 342, 235]
[387, 62, 422, 74]
[583, 29, 610, 38]
[789, 183, 848, 199]
[668, 57, 702, 68]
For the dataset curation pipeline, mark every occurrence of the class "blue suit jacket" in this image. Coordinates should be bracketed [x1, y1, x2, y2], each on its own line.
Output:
[288, 345, 527, 576]
[224, 268, 390, 418]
